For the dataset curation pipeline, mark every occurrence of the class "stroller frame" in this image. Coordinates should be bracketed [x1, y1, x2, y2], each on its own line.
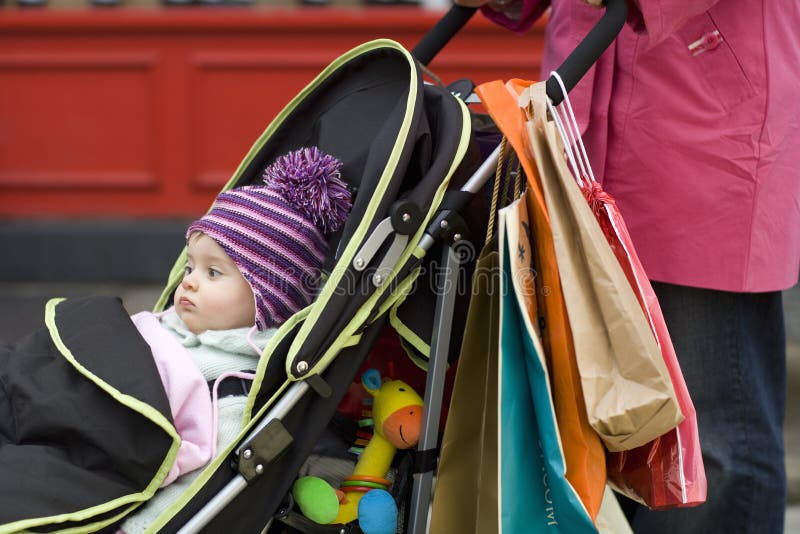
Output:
[179, 130, 503, 534]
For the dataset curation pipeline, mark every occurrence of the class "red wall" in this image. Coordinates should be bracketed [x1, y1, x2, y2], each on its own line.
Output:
[0, 8, 544, 218]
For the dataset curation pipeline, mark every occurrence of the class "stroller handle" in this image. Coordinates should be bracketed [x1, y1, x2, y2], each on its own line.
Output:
[412, 0, 628, 105]
[546, 0, 627, 104]
[412, 4, 478, 66]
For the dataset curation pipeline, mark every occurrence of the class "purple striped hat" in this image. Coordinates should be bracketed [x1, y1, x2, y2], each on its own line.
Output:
[187, 147, 352, 330]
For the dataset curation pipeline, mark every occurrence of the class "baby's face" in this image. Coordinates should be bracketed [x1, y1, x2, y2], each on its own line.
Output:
[174, 232, 256, 334]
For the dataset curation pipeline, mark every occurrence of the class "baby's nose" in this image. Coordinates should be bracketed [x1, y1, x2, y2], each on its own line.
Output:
[182, 273, 197, 289]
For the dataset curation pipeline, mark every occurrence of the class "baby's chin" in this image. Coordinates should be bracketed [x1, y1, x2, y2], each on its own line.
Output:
[175, 308, 206, 335]
[176, 308, 253, 334]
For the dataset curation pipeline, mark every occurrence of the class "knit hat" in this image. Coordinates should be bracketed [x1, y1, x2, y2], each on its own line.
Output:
[186, 146, 353, 330]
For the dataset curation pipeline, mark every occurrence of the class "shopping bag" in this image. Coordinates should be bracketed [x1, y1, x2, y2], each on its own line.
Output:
[498, 195, 597, 533]
[595, 486, 633, 534]
[584, 181, 706, 508]
[429, 238, 500, 534]
[522, 81, 706, 507]
[498, 197, 633, 533]
[476, 79, 606, 519]
[521, 81, 683, 452]
[597, 192, 707, 507]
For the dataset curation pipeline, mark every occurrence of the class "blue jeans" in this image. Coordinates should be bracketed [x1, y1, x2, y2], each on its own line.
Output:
[625, 282, 787, 533]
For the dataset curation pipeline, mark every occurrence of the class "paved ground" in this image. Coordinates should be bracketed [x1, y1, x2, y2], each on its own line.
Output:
[788, 506, 800, 534]
[1, 280, 798, 531]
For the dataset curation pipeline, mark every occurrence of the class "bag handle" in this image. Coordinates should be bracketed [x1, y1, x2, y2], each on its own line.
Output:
[485, 137, 506, 244]
[485, 137, 525, 245]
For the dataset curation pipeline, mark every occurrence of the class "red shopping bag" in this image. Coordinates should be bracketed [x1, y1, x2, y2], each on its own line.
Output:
[587, 183, 707, 509]
[524, 78, 707, 509]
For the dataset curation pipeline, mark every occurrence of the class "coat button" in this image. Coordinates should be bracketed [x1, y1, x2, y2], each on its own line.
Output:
[688, 30, 723, 56]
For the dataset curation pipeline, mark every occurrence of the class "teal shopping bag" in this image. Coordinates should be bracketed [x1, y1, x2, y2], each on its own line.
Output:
[498, 197, 596, 533]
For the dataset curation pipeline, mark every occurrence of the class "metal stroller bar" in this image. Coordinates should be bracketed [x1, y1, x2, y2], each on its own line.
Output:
[406, 243, 471, 534]
[417, 143, 501, 253]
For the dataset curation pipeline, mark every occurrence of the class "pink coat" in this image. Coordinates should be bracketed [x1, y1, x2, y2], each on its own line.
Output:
[484, 0, 800, 292]
[131, 311, 214, 487]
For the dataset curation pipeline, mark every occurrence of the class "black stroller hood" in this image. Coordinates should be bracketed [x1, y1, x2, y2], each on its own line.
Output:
[280, 46, 476, 381]
[156, 39, 478, 381]
[287, 81, 476, 379]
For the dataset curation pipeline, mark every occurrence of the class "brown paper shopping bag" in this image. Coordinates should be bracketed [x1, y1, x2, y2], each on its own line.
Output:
[429, 240, 501, 534]
[522, 82, 682, 452]
[431, 135, 534, 533]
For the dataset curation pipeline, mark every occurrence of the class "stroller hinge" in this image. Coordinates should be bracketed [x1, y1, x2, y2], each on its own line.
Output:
[426, 210, 470, 247]
[355, 196, 425, 269]
[238, 419, 294, 483]
[305, 373, 332, 399]
[353, 217, 393, 271]
[353, 216, 409, 287]
[389, 198, 422, 234]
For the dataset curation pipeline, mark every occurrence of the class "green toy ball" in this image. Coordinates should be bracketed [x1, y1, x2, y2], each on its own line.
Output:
[292, 476, 339, 524]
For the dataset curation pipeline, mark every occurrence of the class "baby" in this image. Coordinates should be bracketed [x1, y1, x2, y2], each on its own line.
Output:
[121, 146, 353, 533]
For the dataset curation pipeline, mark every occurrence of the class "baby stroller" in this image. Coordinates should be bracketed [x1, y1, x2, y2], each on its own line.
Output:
[150, 34, 488, 534]
[0, 36, 470, 534]
[163, 7, 625, 532]
[0, 5, 625, 532]
[0, 31, 486, 534]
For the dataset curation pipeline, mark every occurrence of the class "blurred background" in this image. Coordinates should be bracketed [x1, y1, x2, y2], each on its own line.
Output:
[0, 1, 797, 530]
[0, 0, 540, 283]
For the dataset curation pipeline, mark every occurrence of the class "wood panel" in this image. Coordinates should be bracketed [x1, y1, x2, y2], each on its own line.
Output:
[0, 52, 158, 188]
[0, 7, 544, 217]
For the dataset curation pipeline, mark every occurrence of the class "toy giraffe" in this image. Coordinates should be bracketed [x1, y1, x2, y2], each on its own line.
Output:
[333, 368, 424, 525]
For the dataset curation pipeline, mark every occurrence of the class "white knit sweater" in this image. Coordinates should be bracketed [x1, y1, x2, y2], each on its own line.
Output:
[121, 308, 275, 534]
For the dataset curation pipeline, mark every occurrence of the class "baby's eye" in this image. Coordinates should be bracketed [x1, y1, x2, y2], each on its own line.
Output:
[208, 268, 221, 278]
[184, 266, 193, 276]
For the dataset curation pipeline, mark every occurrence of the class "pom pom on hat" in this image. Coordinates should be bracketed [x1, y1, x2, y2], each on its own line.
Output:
[186, 147, 352, 330]
[263, 146, 351, 234]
